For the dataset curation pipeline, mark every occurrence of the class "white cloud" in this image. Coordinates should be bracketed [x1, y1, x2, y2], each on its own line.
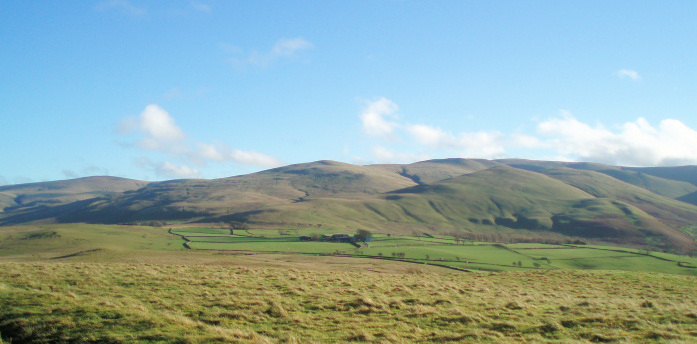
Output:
[194, 143, 225, 162]
[615, 69, 641, 81]
[360, 97, 400, 138]
[95, 0, 146, 16]
[119, 105, 284, 178]
[229, 149, 284, 168]
[190, 143, 284, 168]
[135, 157, 202, 179]
[537, 113, 697, 166]
[139, 104, 185, 141]
[119, 104, 186, 154]
[0, 175, 7, 186]
[157, 161, 202, 179]
[406, 124, 507, 158]
[228, 37, 314, 68]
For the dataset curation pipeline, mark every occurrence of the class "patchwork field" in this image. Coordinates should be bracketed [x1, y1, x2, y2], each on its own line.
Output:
[174, 227, 697, 276]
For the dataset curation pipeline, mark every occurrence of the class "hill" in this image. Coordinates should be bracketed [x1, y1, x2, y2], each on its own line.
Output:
[1, 159, 697, 253]
[0, 176, 149, 210]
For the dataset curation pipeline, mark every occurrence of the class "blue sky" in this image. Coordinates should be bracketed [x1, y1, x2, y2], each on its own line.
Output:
[2, 1, 697, 184]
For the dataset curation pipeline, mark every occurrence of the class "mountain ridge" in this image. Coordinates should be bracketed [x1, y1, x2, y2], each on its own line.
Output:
[2, 159, 697, 253]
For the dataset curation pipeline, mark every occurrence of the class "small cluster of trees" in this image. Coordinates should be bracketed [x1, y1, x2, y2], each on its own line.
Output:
[391, 252, 406, 258]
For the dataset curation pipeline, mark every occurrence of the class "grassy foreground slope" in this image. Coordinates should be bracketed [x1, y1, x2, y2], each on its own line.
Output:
[1, 263, 697, 343]
[1, 224, 697, 343]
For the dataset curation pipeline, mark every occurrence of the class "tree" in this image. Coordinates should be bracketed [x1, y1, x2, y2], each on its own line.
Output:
[533, 262, 540, 269]
[355, 229, 373, 241]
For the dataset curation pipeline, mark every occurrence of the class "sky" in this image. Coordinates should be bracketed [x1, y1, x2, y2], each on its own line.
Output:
[2, 1, 697, 184]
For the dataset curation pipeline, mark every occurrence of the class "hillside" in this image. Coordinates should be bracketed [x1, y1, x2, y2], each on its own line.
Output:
[1, 159, 697, 253]
[0, 176, 149, 217]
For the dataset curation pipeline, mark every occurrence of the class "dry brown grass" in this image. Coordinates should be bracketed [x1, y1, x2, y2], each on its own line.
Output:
[1, 261, 696, 343]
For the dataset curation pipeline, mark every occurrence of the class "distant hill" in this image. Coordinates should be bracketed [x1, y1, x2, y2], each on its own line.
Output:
[1, 159, 697, 253]
[0, 176, 149, 214]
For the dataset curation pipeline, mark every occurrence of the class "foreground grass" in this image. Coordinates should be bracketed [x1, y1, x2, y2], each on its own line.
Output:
[1, 263, 697, 343]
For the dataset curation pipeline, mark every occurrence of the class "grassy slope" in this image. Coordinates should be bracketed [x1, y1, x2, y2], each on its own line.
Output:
[369, 158, 501, 184]
[23, 161, 418, 225]
[541, 167, 697, 225]
[0, 224, 183, 262]
[1, 263, 696, 343]
[498, 159, 697, 199]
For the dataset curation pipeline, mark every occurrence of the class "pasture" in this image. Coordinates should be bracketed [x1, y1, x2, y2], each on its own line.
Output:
[174, 227, 697, 276]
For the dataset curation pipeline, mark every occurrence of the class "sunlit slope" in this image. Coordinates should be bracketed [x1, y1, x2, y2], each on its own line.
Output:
[498, 159, 697, 199]
[369, 158, 502, 184]
[382, 166, 593, 228]
[8, 160, 418, 224]
[541, 168, 697, 227]
[233, 166, 697, 251]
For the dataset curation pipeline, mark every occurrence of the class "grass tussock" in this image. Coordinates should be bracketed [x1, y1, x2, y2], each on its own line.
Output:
[0, 263, 697, 343]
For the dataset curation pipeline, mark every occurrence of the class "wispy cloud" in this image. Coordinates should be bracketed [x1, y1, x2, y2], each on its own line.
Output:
[228, 38, 314, 69]
[119, 104, 284, 178]
[95, 0, 147, 16]
[615, 69, 641, 81]
[191, 143, 284, 168]
[135, 157, 202, 179]
[188, 1, 211, 13]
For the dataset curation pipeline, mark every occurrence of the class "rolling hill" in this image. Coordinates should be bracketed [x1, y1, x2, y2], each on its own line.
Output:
[1, 159, 697, 253]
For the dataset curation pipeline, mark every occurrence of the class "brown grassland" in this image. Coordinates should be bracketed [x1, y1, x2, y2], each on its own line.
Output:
[1, 258, 697, 343]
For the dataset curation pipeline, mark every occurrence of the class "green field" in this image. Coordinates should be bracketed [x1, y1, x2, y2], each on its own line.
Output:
[176, 227, 697, 276]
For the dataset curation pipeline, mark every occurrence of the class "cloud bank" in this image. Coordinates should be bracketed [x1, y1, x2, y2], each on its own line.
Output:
[359, 98, 697, 167]
[119, 104, 284, 179]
